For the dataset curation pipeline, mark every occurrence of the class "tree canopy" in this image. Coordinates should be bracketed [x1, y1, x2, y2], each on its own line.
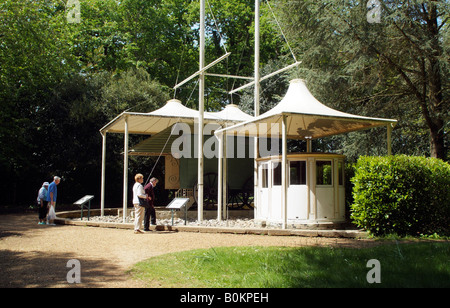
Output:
[0, 0, 448, 206]
[274, 0, 449, 160]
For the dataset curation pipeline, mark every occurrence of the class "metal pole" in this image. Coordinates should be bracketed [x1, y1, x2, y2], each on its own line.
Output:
[223, 133, 228, 220]
[254, 0, 260, 114]
[387, 124, 392, 156]
[254, 0, 261, 217]
[281, 115, 288, 229]
[174, 52, 231, 89]
[123, 115, 129, 224]
[100, 132, 106, 217]
[217, 132, 223, 221]
[198, 0, 205, 222]
[87, 200, 91, 221]
[229, 62, 301, 94]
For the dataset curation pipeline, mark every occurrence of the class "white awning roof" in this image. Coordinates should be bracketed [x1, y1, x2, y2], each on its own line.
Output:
[205, 104, 254, 123]
[148, 98, 199, 118]
[215, 79, 397, 139]
[100, 99, 253, 135]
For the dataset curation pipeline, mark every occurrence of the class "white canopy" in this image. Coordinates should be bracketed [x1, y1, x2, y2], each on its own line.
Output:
[205, 104, 254, 123]
[215, 79, 397, 139]
[99, 98, 253, 220]
[100, 99, 253, 135]
[214, 79, 398, 229]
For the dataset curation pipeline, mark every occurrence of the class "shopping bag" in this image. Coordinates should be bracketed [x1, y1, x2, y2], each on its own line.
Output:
[48, 205, 56, 220]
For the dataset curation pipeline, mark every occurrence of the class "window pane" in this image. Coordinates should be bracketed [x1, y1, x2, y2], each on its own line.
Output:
[273, 162, 281, 186]
[262, 166, 268, 188]
[338, 161, 343, 186]
[316, 161, 332, 185]
[290, 161, 306, 185]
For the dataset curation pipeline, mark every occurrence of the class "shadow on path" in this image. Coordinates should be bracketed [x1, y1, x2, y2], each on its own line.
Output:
[0, 214, 142, 288]
[0, 249, 130, 288]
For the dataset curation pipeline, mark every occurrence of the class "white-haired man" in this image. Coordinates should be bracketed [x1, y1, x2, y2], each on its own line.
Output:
[46, 176, 60, 225]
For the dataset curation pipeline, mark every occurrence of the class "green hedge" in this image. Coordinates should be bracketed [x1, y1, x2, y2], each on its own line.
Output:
[350, 155, 450, 236]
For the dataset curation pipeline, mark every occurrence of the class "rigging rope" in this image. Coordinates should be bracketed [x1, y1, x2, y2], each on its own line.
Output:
[265, 0, 298, 63]
[144, 127, 173, 186]
[206, 0, 228, 54]
[173, 39, 187, 99]
[145, 80, 199, 185]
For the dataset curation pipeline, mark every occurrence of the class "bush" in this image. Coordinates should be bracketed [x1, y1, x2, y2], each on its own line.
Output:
[344, 162, 356, 220]
[350, 155, 450, 236]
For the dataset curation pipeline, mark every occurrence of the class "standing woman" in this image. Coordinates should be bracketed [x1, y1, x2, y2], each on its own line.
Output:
[132, 173, 147, 234]
[37, 182, 49, 225]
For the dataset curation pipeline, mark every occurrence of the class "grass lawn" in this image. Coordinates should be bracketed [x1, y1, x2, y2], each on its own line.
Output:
[130, 241, 449, 288]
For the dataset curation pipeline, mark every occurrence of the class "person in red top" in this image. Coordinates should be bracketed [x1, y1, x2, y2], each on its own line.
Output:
[143, 178, 158, 231]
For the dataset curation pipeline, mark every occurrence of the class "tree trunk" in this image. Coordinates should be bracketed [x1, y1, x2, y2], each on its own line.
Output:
[430, 120, 445, 160]
[426, 3, 446, 160]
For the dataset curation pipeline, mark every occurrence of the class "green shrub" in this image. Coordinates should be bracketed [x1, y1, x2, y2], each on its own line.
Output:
[350, 155, 450, 236]
[344, 162, 356, 220]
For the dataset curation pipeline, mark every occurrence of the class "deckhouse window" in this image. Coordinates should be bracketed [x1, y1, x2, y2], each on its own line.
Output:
[316, 160, 332, 185]
[290, 161, 306, 185]
[262, 165, 269, 188]
[273, 162, 282, 186]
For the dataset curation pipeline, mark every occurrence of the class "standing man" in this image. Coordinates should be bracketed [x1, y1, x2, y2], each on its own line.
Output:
[143, 177, 158, 231]
[46, 176, 60, 225]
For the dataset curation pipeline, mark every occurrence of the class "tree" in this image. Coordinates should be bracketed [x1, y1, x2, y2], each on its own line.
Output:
[275, 0, 449, 159]
[0, 0, 170, 205]
[118, 0, 197, 89]
[0, 0, 76, 204]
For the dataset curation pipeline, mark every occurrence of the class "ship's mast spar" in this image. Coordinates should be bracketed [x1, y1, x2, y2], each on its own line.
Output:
[197, 0, 205, 221]
[173, 0, 299, 221]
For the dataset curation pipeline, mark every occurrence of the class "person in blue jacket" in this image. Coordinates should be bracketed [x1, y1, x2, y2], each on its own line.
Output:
[46, 176, 60, 225]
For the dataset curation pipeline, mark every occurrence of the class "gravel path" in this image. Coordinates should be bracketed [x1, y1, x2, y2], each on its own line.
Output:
[0, 213, 375, 288]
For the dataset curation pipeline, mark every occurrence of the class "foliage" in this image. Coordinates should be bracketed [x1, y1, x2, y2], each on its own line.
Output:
[350, 155, 450, 236]
[130, 243, 450, 288]
[0, 0, 286, 206]
[274, 0, 449, 159]
[239, 58, 291, 115]
[184, 0, 286, 109]
[0, 0, 448, 207]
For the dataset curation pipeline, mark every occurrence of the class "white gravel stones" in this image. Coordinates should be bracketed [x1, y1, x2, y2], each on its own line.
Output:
[73, 215, 269, 229]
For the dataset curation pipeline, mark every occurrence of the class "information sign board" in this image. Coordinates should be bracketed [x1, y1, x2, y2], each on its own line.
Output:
[74, 195, 94, 205]
[166, 198, 191, 226]
[73, 195, 94, 220]
[166, 198, 190, 210]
